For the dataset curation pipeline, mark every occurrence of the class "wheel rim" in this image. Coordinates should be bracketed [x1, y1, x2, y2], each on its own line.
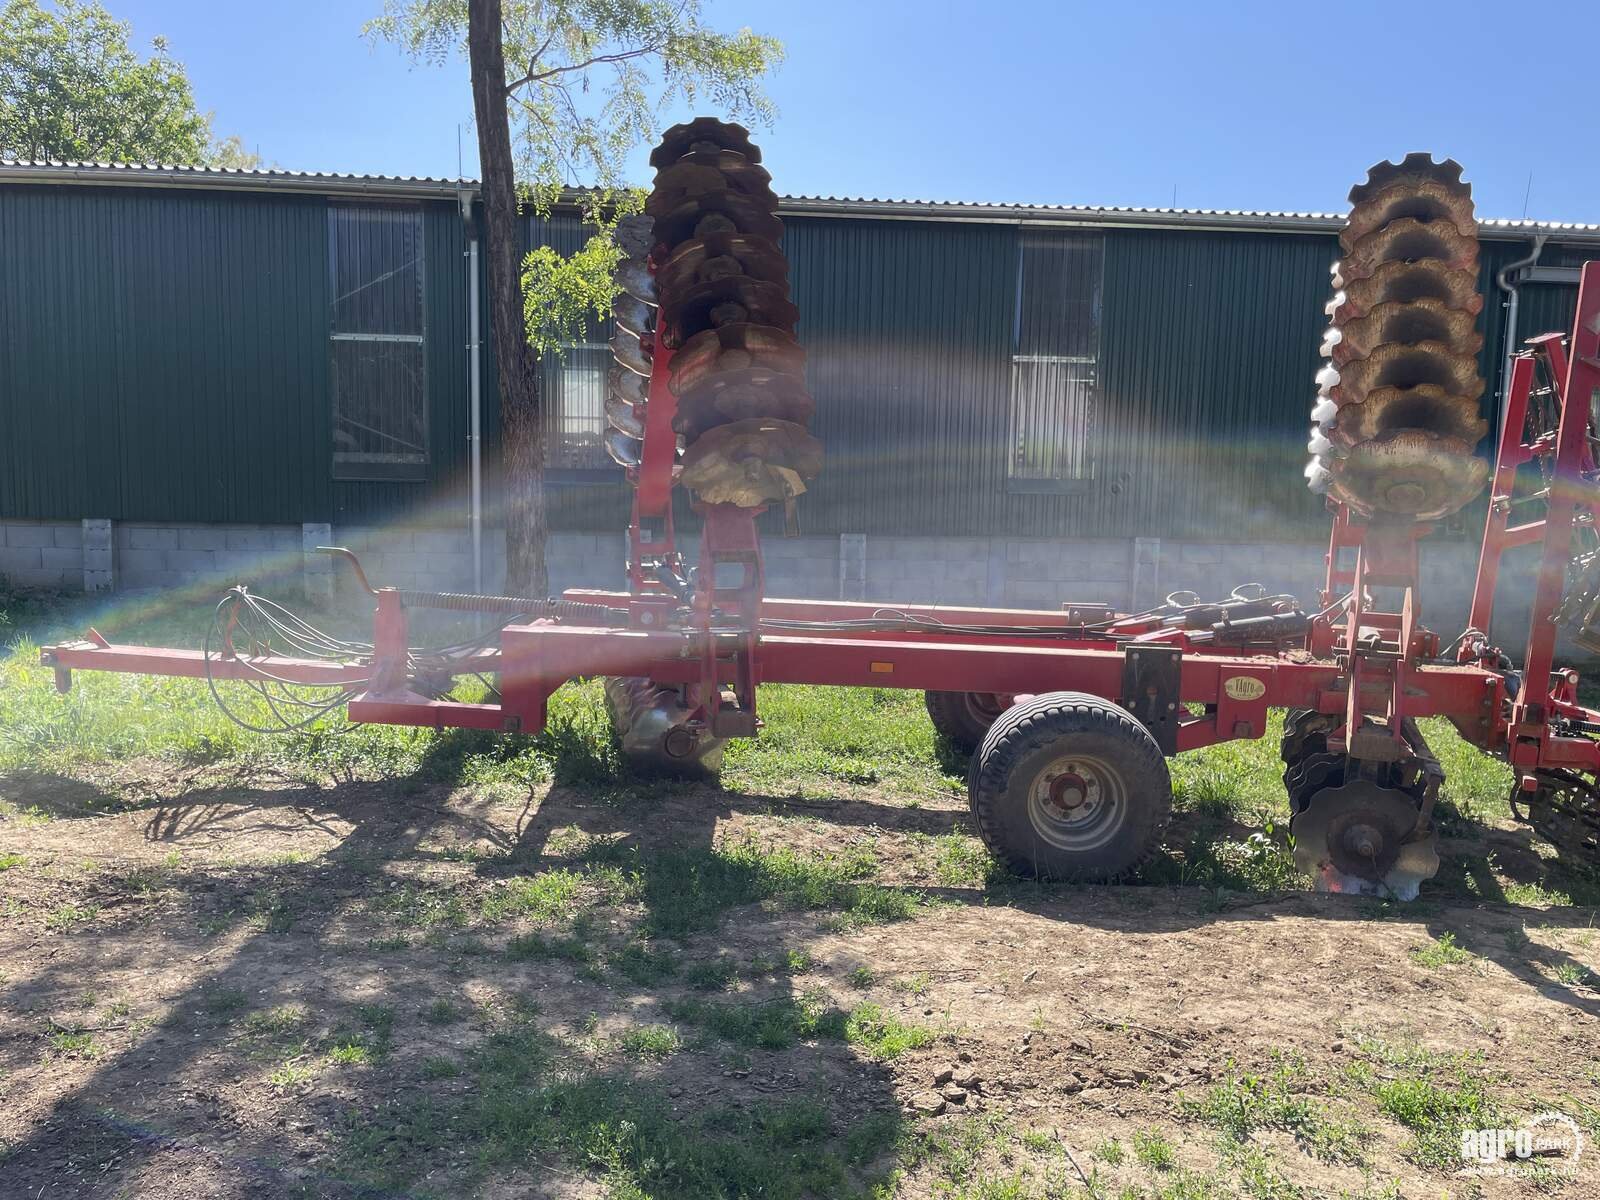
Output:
[964, 693, 1005, 722]
[1025, 753, 1127, 851]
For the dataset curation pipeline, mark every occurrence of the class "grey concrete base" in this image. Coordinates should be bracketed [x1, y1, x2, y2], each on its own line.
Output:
[0, 517, 1570, 661]
[83, 519, 113, 592]
[0, 520, 83, 589]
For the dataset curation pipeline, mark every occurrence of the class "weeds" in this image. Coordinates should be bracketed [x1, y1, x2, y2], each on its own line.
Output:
[1410, 932, 1475, 969]
[1179, 1053, 1369, 1163]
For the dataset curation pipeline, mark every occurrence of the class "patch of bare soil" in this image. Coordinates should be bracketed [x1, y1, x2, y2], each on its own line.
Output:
[2, 762, 1599, 1198]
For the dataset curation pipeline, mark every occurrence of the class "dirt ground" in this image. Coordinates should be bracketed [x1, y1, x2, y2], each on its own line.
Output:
[3, 762, 1599, 1199]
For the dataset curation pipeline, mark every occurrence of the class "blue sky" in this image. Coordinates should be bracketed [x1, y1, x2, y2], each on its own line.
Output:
[122, 0, 1596, 222]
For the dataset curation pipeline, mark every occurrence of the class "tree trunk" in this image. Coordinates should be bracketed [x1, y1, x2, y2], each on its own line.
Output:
[468, 0, 547, 596]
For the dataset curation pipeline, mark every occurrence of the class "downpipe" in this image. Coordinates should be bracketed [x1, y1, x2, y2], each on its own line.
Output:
[459, 186, 485, 593]
[1496, 234, 1547, 417]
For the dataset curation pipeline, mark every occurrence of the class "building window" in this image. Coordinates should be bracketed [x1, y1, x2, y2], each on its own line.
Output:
[329, 203, 427, 481]
[1007, 231, 1103, 490]
[542, 342, 612, 470]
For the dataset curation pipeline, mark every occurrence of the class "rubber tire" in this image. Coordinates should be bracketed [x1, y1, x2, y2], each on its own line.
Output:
[925, 690, 1005, 756]
[968, 691, 1172, 882]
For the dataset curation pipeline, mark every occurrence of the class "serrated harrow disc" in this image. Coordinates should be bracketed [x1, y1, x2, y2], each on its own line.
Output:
[1338, 216, 1479, 282]
[1321, 340, 1483, 407]
[646, 154, 776, 217]
[1325, 383, 1487, 448]
[673, 377, 815, 442]
[1340, 179, 1476, 252]
[659, 277, 800, 349]
[1325, 297, 1482, 364]
[653, 192, 785, 252]
[1330, 258, 1484, 323]
[611, 324, 652, 376]
[649, 117, 761, 169]
[1347, 153, 1466, 207]
[612, 291, 655, 337]
[1327, 428, 1489, 519]
[604, 430, 643, 469]
[608, 365, 648, 408]
[656, 232, 790, 298]
[614, 256, 657, 305]
[678, 418, 823, 507]
[613, 213, 657, 260]
[605, 391, 644, 439]
[670, 323, 806, 395]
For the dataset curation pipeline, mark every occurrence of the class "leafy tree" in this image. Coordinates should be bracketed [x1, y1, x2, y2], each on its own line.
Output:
[368, 0, 781, 594]
[0, 0, 255, 165]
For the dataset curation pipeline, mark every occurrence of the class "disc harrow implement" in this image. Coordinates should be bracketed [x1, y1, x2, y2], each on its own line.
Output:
[1307, 153, 1490, 519]
[645, 118, 821, 512]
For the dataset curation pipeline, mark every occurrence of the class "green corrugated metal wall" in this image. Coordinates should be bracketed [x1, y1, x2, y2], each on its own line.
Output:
[0, 185, 331, 522]
[0, 180, 1586, 541]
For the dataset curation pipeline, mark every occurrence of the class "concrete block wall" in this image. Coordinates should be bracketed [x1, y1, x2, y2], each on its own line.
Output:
[0, 520, 84, 589]
[0, 519, 1569, 659]
[116, 523, 303, 590]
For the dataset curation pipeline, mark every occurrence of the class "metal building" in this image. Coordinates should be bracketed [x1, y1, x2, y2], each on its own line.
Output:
[0, 162, 1592, 617]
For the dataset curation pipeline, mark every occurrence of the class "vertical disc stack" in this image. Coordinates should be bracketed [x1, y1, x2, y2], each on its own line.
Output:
[643, 117, 822, 508]
[1306, 154, 1489, 520]
[604, 211, 658, 468]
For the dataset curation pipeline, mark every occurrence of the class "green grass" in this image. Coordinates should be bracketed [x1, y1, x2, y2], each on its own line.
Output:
[847, 965, 876, 988]
[663, 989, 845, 1051]
[479, 869, 583, 922]
[335, 1012, 905, 1199]
[618, 1024, 680, 1058]
[842, 1003, 935, 1059]
[47, 1029, 101, 1058]
[43, 902, 99, 932]
[1179, 1053, 1370, 1163]
[723, 685, 961, 798]
[420, 998, 461, 1025]
[1409, 931, 1475, 969]
[1132, 1129, 1176, 1169]
[1347, 1035, 1497, 1168]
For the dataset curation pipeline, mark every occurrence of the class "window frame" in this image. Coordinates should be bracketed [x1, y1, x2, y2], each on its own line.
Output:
[328, 201, 430, 483]
[1004, 231, 1104, 496]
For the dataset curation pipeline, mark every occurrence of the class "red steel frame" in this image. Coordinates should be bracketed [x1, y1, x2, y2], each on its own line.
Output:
[40, 266, 1600, 788]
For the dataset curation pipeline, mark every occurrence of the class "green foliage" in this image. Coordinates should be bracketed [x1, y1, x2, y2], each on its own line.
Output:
[1349, 1035, 1497, 1168]
[1409, 931, 1475, 969]
[366, 0, 782, 352]
[618, 1023, 679, 1058]
[841, 1003, 934, 1060]
[1132, 1129, 1175, 1169]
[0, 0, 253, 164]
[1179, 1053, 1370, 1163]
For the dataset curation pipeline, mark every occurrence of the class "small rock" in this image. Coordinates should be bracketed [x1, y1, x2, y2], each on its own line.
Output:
[1157, 1072, 1182, 1088]
[941, 1086, 968, 1104]
[1331, 1040, 1345, 1053]
[933, 1067, 954, 1086]
[1131, 1067, 1149, 1083]
[1069, 1035, 1092, 1053]
[1023, 969, 1038, 982]
[957, 1050, 973, 1063]
[954, 1068, 981, 1090]
[908, 1091, 946, 1117]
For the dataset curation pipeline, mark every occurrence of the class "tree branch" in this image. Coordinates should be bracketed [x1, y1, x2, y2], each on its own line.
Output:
[505, 42, 665, 95]
[504, 26, 557, 94]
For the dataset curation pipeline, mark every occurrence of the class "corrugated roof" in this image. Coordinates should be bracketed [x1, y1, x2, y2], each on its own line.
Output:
[2, 159, 1598, 241]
